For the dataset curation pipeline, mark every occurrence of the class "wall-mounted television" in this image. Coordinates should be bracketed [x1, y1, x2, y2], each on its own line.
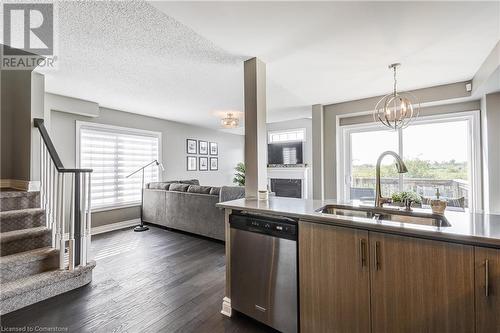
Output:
[268, 141, 303, 165]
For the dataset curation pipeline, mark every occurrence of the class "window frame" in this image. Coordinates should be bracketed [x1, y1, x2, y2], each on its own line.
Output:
[337, 111, 482, 212]
[76, 121, 162, 211]
[268, 128, 306, 143]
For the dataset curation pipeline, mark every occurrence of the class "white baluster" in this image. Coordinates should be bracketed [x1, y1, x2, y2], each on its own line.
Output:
[68, 173, 75, 271]
[50, 164, 56, 246]
[54, 171, 61, 251]
[45, 147, 50, 209]
[59, 173, 66, 270]
[47, 159, 51, 225]
[42, 146, 46, 218]
[81, 173, 87, 265]
[44, 147, 50, 225]
[39, 140, 44, 211]
[86, 173, 92, 263]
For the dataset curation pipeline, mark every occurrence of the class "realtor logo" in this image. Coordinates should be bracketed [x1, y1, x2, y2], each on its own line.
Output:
[3, 3, 53, 55]
[2, 3, 57, 69]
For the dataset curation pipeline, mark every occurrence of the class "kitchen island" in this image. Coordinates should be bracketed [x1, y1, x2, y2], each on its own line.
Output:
[217, 197, 500, 333]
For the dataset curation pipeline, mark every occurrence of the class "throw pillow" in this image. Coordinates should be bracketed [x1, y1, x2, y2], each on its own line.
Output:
[169, 183, 190, 192]
[187, 185, 212, 194]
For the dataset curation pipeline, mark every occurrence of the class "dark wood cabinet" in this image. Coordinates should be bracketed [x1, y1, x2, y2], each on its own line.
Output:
[475, 247, 500, 333]
[369, 232, 475, 333]
[299, 221, 370, 333]
[299, 220, 478, 333]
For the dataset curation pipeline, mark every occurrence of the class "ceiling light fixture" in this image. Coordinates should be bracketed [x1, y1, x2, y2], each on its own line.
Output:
[374, 63, 419, 130]
[221, 112, 239, 129]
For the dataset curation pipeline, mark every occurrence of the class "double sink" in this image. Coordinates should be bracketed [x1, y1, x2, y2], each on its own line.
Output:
[317, 204, 451, 228]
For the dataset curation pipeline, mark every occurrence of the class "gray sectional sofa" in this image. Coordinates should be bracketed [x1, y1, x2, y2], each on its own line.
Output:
[142, 180, 245, 241]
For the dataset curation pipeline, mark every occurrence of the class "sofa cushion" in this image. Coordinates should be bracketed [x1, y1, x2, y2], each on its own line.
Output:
[179, 179, 200, 185]
[187, 185, 213, 195]
[169, 183, 190, 192]
[209, 187, 221, 196]
[148, 182, 171, 190]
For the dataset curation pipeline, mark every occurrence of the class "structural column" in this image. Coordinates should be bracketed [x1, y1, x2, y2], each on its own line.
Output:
[482, 92, 500, 214]
[312, 104, 324, 200]
[244, 57, 267, 198]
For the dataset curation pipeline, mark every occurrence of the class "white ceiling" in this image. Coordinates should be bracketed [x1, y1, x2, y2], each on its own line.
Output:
[41, 1, 499, 131]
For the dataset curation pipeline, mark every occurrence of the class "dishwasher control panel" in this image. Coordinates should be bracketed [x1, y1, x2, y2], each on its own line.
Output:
[229, 212, 297, 240]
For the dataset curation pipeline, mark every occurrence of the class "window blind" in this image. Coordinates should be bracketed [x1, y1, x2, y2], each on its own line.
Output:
[79, 126, 160, 209]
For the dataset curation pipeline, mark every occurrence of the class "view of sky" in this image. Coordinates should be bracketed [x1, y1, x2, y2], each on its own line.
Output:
[351, 120, 469, 165]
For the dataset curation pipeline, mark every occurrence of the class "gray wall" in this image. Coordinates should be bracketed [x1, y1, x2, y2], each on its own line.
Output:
[267, 118, 313, 198]
[50, 106, 244, 228]
[1, 70, 32, 181]
[314, 81, 476, 200]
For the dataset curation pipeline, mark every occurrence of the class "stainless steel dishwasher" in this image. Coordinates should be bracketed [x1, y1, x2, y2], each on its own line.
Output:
[230, 212, 298, 333]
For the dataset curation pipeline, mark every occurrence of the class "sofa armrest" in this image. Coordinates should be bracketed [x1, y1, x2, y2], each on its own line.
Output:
[142, 189, 167, 225]
[219, 186, 245, 203]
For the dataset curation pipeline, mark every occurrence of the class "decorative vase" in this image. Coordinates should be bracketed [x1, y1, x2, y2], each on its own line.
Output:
[430, 199, 447, 215]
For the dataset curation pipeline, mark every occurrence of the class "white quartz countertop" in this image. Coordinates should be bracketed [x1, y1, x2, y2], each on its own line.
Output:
[217, 197, 500, 248]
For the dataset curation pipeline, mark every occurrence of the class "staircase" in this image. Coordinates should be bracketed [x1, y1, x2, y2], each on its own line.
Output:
[0, 190, 95, 315]
[0, 118, 95, 315]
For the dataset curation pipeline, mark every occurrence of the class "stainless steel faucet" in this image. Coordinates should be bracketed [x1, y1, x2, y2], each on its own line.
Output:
[375, 151, 408, 208]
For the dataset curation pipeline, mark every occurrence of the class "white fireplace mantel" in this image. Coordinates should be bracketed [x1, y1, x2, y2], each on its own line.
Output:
[267, 166, 309, 199]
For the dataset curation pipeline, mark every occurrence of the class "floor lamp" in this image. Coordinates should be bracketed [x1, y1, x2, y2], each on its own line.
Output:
[126, 159, 165, 232]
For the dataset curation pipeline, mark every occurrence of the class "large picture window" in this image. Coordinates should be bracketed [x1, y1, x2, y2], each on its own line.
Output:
[338, 112, 481, 212]
[77, 122, 161, 210]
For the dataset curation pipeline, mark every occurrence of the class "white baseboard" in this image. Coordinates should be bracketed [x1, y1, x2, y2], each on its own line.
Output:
[0, 179, 40, 191]
[91, 219, 140, 235]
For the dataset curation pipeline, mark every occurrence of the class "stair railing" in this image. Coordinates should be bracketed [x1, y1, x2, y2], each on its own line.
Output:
[34, 118, 92, 270]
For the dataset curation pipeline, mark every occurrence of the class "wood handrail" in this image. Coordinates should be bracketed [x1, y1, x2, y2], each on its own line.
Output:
[34, 118, 92, 173]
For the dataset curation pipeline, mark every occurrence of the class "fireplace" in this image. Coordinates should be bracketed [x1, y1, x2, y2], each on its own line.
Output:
[270, 179, 302, 199]
[267, 166, 309, 199]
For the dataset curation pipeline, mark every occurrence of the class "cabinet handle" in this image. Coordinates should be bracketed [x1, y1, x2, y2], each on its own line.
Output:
[360, 239, 367, 267]
[375, 241, 381, 270]
[485, 259, 489, 297]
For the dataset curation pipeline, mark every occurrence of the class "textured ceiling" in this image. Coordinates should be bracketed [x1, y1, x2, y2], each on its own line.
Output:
[40, 1, 499, 131]
[40, 1, 246, 131]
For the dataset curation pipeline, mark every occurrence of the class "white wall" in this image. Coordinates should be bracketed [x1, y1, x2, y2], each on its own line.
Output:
[48, 98, 244, 227]
[267, 118, 313, 198]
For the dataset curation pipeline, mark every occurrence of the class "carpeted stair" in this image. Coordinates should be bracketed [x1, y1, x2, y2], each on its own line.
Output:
[0, 189, 95, 315]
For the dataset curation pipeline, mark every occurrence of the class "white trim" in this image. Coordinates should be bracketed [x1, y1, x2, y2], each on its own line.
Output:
[267, 167, 309, 199]
[336, 115, 345, 201]
[337, 110, 482, 212]
[268, 128, 306, 143]
[62, 219, 139, 239]
[91, 219, 140, 235]
[0, 179, 40, 191]
[91, 203, 140, 213]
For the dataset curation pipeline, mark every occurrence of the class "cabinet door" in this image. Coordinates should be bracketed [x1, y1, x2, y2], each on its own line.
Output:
[475, 247, 500, 333]
[299, 221, 370, 333]
[370, 232, 474, 333]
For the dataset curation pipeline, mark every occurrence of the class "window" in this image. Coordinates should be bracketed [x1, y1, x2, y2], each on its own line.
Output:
[338, 112, 481, 212]
[77, 122, 161, 210]
[268, 128, 305, 143]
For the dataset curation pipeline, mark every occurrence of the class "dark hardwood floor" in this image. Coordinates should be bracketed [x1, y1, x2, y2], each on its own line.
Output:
[1, 226, 277, 333]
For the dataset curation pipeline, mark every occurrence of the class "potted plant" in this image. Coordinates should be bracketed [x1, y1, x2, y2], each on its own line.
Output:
[391, 191, 422, 208]
[233, 162, 245, 186]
